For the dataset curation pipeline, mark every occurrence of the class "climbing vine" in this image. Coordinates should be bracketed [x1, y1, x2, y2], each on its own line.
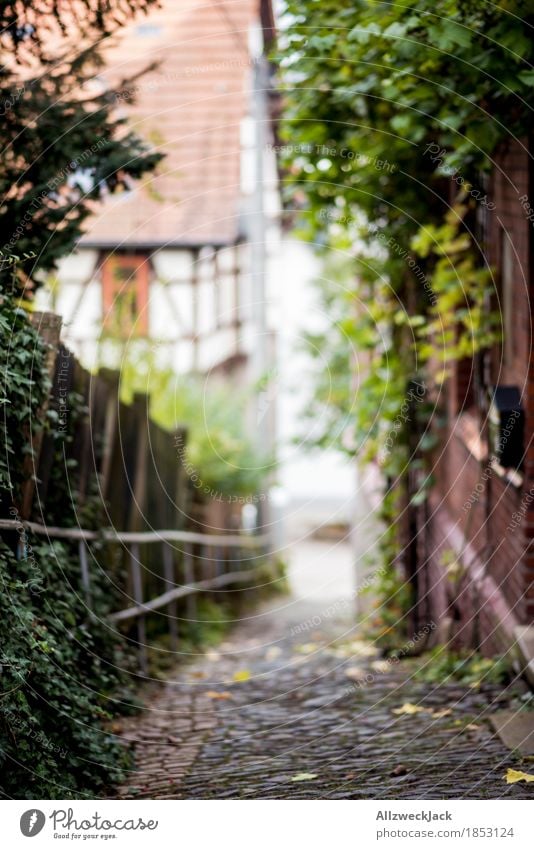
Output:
[277, 0, 533, 614]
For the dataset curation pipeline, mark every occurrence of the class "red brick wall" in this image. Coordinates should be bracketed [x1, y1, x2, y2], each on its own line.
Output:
[422, 137, 534, 652]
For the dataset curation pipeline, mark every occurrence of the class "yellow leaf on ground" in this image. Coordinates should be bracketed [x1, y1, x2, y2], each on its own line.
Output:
[291, 773, 318, 782]
[371, 660, 391, 674]
[504, 768, 534, 784]
[233, 670, 251, 682]
[345, 666, 366, 681]
[295, 643, 318, 655]
[265, 646, 282, 661]
[206, 650, 221, 662]
[330, 639, 377, 659]
[205, 691, 233, 700]
[392, 702, 426, 716]
[430, 709, 452, 718]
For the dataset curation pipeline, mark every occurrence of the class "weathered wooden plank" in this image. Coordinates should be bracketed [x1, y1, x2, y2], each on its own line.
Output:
[98, 387, 118, 501]
[183, 541, 196, 624]
[110, 565, 260, 623]
[0, 519, 267, 548]
[129, 394, 149, 533]
[0, 519, 98, 539]
[162, 541, 178, 652]
[103, 529, 266, 547]
[130, 542, 148, 675]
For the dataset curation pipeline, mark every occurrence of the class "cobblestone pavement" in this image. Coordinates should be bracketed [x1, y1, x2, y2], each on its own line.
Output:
[117, 593, 534, 800]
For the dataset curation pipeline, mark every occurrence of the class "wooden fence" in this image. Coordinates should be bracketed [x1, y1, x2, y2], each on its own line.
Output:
[0, 312, 268, 673]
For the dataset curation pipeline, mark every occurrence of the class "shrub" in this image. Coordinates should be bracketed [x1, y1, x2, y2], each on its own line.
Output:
[0, 298, 135, 798]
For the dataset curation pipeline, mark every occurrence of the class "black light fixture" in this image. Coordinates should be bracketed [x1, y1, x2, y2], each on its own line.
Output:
[488, 386, 524, 469]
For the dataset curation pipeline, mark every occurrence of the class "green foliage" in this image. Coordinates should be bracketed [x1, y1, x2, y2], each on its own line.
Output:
[119, 349, 271, 498]
[0, 0, 165, 797]
[411, 201, 501, 374]
[0, 293, 136, 798]
[277, 0, 530, 625]
[278, 0, 527, 464]
[362, 489, 415, 652]
[0, 0, 161, 296]
[153, 376, 269, 497]
[0, 297, 49, 503]
[147, 597, 232, 679]
[414, 647, 511, 686]
[0, 537, 134, 798]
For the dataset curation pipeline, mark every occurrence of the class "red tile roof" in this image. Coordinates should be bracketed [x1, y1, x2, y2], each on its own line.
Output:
[80, 0, 263, 249]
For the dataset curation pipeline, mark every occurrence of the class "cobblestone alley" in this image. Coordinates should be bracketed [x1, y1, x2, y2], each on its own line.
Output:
[116, 532, 534, 800]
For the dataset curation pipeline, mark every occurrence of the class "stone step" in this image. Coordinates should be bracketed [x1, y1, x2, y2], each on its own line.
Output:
[489, 709, 534, 756]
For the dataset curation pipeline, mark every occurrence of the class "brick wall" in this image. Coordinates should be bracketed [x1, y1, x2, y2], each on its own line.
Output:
[421, 137, 534, 653]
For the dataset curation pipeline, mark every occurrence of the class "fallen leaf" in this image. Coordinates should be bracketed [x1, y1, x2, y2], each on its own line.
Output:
[390, 764, 408, 776]
[329, 639, 377, 659]
[205, 690, 233, 700]
[206, 650, 220, 662]
[371, 660, 391, 674]
[392, 702, 426, 716]
[233, 670, 251, 683]
[504, 768, 534, 784]
[295, 643, 318, 655]
[430, 709, 452, 718]
[453, 720, 481, 731]
[344, 772, 356, 780]
[191, 671, 206, 679]
[265, 646, 282, 661]
[291, 773, 318, 782]
[345, 666, 367, 681]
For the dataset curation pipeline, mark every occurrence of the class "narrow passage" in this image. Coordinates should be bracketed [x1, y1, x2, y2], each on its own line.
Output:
[117, 536, 530, 800]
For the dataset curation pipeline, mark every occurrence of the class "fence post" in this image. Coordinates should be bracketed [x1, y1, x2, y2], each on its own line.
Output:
[99, 381, 118, 502]
[203, 542, 212, 602]
[130, 542, 148, 675]
[162, 541, 178, 653]
[183, 542, 196, 628]
[78, 539, 92, 609]
[215, 544, 224, 578]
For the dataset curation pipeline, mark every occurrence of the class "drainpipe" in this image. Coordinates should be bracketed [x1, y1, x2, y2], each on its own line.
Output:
[249, 41, 272, 542]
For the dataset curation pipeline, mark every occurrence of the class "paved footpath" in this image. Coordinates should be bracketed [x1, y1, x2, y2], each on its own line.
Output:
[117, 588, 534, 800]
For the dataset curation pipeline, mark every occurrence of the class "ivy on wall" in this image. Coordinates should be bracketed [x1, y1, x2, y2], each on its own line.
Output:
[0, 292, 135, 798]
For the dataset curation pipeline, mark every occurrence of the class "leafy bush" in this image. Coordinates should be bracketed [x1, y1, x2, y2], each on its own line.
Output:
[120, 353, 271, 498]
[277, 0, 532, 630]
[414, 647, 511, 687]
[0, 538, 134, 798]
[0, 298, 135, 798]
[0, 0, 160, 295]
[153, 375, 270, 497]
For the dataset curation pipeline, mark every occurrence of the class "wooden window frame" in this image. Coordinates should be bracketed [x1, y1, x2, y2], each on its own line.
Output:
[102, 253, 150, 337]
